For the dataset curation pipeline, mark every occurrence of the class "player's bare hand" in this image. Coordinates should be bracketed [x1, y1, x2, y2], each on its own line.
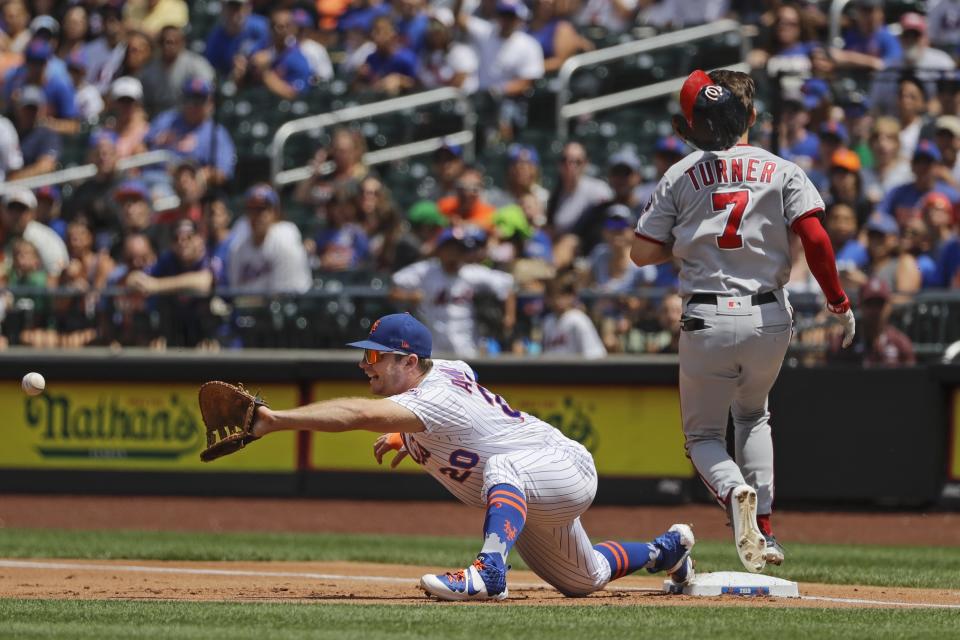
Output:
[374, 433, 407, 467]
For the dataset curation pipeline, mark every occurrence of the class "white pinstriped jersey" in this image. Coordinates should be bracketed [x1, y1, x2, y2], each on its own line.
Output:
[636, 144, 824, 296]
[387, 359, 585, 508]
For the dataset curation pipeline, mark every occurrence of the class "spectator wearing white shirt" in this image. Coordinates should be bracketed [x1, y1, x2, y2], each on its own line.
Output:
[545, 141, 613, 241]
[1, 188, 68, 280]
[293, 8, 334, 82]
[226, 184, 312, 294]
[417, 9, 479, 93]
[578, 0, 638, 33]
[541, 271, 606, 359]
[0, 115, 24, 183]
[455, 0, 544, 138]
[928, 0, 960, 54]
[391, 226, 516, 357]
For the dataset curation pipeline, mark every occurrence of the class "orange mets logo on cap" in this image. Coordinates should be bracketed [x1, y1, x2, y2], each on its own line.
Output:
[370, 319, 381, 334]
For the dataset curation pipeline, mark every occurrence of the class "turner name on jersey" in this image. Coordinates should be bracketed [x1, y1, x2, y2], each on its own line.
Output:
[387, 359, 583, 508]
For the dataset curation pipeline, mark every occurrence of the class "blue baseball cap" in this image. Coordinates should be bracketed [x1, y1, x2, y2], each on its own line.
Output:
[508, 143, 539, 166]
[347, 313, 432, 358]
[913, 139, 942, 163]
[244, 184, 280, 208]
[25, 39, 53, 62]
[182, 77, 213, 99]
[801, 78, 831, 110]
[436, 226, 481, 249]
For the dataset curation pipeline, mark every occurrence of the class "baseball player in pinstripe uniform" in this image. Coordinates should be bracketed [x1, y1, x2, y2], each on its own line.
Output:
[631, 70, 856, 574]
[249, 313, 695, 600]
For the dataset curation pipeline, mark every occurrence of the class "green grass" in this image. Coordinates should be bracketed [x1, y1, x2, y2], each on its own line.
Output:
[1, 528, 959, 590]
[0, 600, 957, 640]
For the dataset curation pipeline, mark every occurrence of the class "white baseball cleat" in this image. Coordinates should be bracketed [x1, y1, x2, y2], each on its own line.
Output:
[419, 553, 508, 601]
[730, 484, 766, 574]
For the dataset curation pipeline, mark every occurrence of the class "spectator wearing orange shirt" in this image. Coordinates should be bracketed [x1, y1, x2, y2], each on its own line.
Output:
[437, 166, 495, 230]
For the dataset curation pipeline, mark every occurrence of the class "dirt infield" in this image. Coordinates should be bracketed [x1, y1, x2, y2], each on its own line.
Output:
[1, 559, 959, 609]
[1, 495, 959, 608]
[1, 495, 959, 545]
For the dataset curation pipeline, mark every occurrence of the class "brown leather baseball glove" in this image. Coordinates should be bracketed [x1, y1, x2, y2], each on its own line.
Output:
[197, 381, 268, 462]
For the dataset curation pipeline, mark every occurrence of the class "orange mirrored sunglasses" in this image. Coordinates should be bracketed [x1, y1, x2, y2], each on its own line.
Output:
[362, 349, 409, 365]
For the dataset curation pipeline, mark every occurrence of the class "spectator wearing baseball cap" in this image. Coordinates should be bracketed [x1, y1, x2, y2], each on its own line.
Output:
[1, 188, 69, 279]
[827, 277, 915, 366]
[454, 0, 544, 138]
[204, 0, 271, 76]
[390, 224, 516, 357]
[91, 76, 149, 159]
[587, 203, 658, 295]
[145, 77, 237, 183]
[881, 140, 960, 227]
[9, 85, 62, 180]
[919, 191, 957, 253]
[226, 184, 312, 294]
[4, 38, 79, 133]
[393, 200, 449, 269]
[934, 116, 960, 188]
[826, 148, 871, 226]
[489, 203, 553, 271]
[417, 8, 479, 94]
[421, 139, 466, 200]
[239, 8, 314, 100]
[864, 212, 922, 299]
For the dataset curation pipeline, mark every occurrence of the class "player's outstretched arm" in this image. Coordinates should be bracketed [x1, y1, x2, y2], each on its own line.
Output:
[253, 398, 426, 437]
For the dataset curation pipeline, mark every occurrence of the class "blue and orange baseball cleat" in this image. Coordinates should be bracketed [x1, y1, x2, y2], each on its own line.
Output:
[651, 523, 696, 586]
[419, 552, 508, 601]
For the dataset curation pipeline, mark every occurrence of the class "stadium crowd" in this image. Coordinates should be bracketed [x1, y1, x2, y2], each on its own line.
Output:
[0, 0, 954, 365]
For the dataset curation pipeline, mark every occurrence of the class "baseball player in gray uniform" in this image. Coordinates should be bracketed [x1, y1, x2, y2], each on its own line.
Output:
[631, 70, 856, 573]
[248, 313, 695, 600]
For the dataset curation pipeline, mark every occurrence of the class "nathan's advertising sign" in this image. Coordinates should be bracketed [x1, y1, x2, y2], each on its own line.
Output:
[950, 390, 960, 481]
[0, 383, 298, 472]
[308, 382, 692, 478]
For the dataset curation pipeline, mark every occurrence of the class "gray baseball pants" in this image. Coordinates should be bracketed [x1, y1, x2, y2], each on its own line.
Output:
[678, 291, 793, 515]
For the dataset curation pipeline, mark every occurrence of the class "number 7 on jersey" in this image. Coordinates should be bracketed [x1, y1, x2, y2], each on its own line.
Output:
[712, 190, 750, 250]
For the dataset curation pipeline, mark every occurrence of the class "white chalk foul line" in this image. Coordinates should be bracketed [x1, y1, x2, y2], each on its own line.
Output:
[799, 595, 960, 610]
[2, 560, 956, 607]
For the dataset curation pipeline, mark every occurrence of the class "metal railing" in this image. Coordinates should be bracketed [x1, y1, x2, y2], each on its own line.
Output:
[0, 150, 176, 194]
[829, 0, 852, 49]
[269, 87, 477, 187]
[555, 19, 751, 139]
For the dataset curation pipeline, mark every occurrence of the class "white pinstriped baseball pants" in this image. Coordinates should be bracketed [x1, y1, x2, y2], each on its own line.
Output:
[481, 446, 614, 596]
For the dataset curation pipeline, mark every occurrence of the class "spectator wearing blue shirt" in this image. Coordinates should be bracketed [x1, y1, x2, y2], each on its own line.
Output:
[242, 8, 313, 99]
[313, 186, 371, 271]
[5, 39, 79, 134]
[356, 15, 418, 95]
[835, 0, 902, 71]
[145, 78, 237, 184]
[205, 0, 270, 76]
[9, 86, 61, 180]
[779, 89, 819, 170]
[825, 202, 869, 281]
[393, 0, 430, 52]
[880, 141, 960, 227]
[127, 220, 215, 300]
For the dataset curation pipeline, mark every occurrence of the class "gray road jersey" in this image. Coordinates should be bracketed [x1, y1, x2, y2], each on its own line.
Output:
[636, 145, 824, 296]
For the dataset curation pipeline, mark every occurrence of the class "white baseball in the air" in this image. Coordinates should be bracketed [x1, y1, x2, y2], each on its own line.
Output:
[21, 372, 45, 396]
